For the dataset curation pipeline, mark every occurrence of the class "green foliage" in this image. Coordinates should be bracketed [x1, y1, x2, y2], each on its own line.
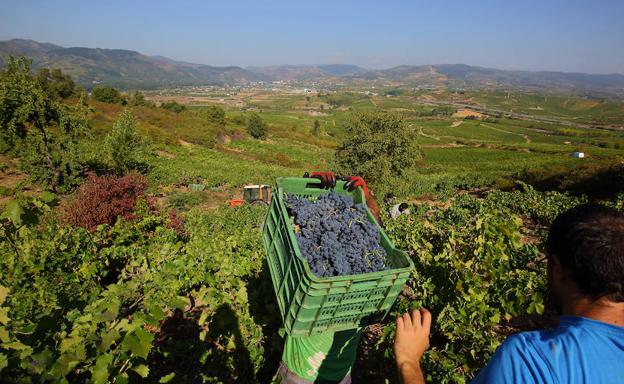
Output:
[127, 91, 155, 107]
[311, 119, 321, 136]
[0, 56, 90, 191]
[0, 56, 52, 148]
[104, 109, 145, 172]
[35, 67, 76, 99]
[160, 100, 186, 113]
[370, 195, 545, 383]
[167, 191, 202, 210]
[91, 85, 126, 105]
[335, 112, 422, 196]
[230, 113, 247, 126]
[4, 75, 624, 383]
[485, 182, 587, 224]
[0, 189, 273, 383]
[204, 105, 226, 127]
[247, 112, 268, 139]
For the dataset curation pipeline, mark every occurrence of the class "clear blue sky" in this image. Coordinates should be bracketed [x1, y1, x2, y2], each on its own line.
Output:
[1, 0, 623, 73]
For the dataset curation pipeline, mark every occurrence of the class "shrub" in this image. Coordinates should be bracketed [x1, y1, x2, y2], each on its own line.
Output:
[335, 112, 422, 196]
[167, 210, 186, 238]
[231, 114, 247, 126]
[312, 119, 321, 136]
[61, 173, 148, 231]
[247, 112, 268, 139]
[127, 91, 155, 107]
[91, 85, 126, 104]
[168, 191, 202, 210]
[160, 100, 186, 113]
[205, 105, 226, 126]
[105, 109, 144, 172]
[35, 67, 76, 99]
[1, 56, 89, 191]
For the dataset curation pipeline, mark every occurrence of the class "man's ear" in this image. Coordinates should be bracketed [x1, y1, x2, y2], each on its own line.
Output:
[550, 254, 572, 285]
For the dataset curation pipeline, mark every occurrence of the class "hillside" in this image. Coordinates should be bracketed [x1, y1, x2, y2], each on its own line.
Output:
[2, 38, 624, 95]
[0, 39, 267, 88]
[2, 60, 624, 382]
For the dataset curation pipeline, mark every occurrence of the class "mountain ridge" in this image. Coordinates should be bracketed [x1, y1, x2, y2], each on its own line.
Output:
[1, 39, 623, 96]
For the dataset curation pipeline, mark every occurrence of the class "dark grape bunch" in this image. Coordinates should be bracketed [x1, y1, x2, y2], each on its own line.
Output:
[285, 192, 388, 277]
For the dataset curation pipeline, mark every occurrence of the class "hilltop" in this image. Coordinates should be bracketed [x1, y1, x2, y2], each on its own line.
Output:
[1, 39, 624, 96]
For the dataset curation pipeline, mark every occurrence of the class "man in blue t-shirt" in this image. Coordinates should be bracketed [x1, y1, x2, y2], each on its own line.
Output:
[394, 204, 624, 384]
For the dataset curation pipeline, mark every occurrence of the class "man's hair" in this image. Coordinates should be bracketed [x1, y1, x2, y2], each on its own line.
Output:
[546, 204, 624, 302]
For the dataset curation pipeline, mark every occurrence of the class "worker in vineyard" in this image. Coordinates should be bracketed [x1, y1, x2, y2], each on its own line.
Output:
[390, 202, 410, 219]
[275, 172, 379, 384]
[394, 204, 624, 383]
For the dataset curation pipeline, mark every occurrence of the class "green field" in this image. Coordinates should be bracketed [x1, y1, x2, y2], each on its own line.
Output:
[2, 76, 624, 383]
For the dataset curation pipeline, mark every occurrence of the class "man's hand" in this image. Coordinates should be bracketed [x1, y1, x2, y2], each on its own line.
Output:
[304, 171, 336, 189]
[343, 176, 381, 223]
[343, 176, 370, 199]
[394, 308, 432, 384]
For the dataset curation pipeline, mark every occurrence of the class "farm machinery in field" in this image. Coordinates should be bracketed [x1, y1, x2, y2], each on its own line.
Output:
[228, 184, 272, 207]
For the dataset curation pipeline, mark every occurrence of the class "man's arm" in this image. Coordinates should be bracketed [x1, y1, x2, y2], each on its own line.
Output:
[394, 308, 432, 384]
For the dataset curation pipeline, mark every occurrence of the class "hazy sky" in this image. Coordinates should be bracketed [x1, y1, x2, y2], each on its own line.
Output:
[1, 0, 623, 73]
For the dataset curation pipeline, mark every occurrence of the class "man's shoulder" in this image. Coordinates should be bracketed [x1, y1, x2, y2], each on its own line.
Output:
[507, 316, 624, 354]
[495, 331, 547, 359]
[471, 332, 555, 383]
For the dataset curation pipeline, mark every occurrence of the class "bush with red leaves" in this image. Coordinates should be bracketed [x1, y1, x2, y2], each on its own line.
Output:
[167, 210, 186, 239]
[62, 173, 148, 231]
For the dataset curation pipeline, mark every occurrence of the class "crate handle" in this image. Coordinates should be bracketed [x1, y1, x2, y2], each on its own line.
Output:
[304, 181, 325, 189]
[350, 280, 378, 289]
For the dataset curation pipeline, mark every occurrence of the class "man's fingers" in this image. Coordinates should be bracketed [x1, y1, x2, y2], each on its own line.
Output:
[396, 316, 404, 332]
[410, 309, 421, 328]
[420, 308, 432, 331]
[402, 312, 412, 327]
[324, 175, 332, 189]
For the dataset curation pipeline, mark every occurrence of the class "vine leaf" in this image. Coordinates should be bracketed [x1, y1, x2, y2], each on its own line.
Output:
[159, 372, 176, 383]
[91, 353, 112, 384]
[0, 285, 8, 305]
[122, 328, 154, 359]
[132, 363, 149, 378]
[2, 200, 23, 226]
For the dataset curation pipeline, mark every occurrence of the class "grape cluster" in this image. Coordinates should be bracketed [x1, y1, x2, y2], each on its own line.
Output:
[285, 192, 388, 277]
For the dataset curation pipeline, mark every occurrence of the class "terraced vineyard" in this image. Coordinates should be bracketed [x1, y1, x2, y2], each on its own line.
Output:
[1, 62, 624, 383]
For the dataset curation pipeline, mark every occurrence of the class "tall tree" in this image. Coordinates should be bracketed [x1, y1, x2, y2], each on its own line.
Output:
[205, 105, 226, 127]
[0, 56, 88, 190]
[246, 113, 267, 140]
[92, 85, 126, 104]
[335, 112, 422, 196]
[105, 109, 143, 172]
[36, 67, 76, 99]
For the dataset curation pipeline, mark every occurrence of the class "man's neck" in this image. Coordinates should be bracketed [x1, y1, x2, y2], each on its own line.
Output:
[563, 296, 624, 327]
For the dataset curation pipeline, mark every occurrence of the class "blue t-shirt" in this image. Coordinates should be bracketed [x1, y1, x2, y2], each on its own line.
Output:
[472, 316, 624, 384]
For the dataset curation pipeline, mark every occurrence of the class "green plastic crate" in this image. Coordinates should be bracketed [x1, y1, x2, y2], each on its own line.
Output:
[261, 177, 414, 336]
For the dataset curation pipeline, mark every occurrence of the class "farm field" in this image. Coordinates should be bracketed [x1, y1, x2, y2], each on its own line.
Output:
[2, 70, 624, 384]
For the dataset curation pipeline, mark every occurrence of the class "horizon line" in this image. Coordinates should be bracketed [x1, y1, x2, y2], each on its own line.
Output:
[3, 37, 624, 76]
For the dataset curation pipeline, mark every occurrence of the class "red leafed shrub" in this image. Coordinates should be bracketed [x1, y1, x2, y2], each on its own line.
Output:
[62, 173, 148, 231]
[167, 210, 186, 239]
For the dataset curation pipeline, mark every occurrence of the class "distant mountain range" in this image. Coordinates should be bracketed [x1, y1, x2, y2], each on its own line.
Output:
[0, 39, 265, 88]
[1, 39, 624, 96]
